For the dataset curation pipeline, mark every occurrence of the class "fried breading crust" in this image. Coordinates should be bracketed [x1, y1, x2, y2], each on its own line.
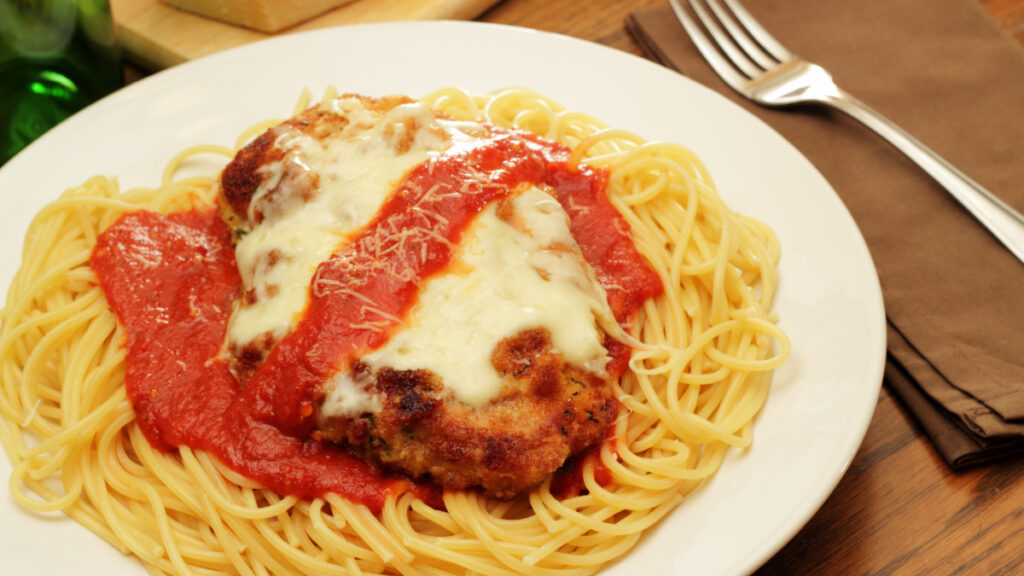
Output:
[317, 328, 615, 499]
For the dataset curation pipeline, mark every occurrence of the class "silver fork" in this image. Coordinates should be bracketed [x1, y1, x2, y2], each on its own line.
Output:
[669, 0, 1024, 264]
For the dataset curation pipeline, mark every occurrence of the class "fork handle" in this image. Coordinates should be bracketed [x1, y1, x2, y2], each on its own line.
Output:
[827, 90, 1024, 264]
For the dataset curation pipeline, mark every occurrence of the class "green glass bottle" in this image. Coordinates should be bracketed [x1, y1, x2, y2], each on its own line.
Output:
[0, 0, 122, 166]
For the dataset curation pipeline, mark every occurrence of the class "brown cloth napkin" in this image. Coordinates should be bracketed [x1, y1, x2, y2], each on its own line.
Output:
[626, 0, 1024, 468]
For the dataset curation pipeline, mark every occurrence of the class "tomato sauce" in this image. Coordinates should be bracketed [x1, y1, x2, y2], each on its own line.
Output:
[91, 128, 661, 509]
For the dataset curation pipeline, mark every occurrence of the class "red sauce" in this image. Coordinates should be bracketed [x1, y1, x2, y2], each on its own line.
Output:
[92, 209, 419, 509]
[91, 127, 661, 509]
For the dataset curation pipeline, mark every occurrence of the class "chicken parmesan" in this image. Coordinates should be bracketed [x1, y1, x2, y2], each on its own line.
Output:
[90, 93, 661, 500]
[214, 94, 652, 497]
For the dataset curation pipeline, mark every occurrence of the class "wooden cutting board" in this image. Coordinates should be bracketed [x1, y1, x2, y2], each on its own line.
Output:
[110, 0, 502, 70]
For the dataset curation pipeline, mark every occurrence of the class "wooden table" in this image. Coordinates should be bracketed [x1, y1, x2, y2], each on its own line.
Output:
[481, 0, 1024, 50]
[479, 1, 1024, 575]
[117, 1, 1024, 574]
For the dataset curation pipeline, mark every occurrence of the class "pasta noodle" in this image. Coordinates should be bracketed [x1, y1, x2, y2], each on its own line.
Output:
[0, 86, 789, 575]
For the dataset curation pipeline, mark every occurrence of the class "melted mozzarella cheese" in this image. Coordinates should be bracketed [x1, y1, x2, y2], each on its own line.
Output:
[322, 186, 615, 415]
[227, 96, 617, 417]
[228, 98, 477, 348]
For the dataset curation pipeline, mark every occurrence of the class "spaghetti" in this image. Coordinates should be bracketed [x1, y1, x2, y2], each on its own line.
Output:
[0, 87, 789, 575]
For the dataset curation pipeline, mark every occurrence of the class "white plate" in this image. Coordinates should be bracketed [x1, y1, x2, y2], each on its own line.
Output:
[0, 21, 885, 576]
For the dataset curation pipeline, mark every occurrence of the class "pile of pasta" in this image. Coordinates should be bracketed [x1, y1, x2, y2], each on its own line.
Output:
[0, 87, 789, 576]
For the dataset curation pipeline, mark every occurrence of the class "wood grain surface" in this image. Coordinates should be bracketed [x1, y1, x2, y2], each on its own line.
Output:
[115, 0, 1024, 574]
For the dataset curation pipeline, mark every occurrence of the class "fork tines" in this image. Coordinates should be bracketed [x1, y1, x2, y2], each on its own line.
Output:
[669, 0, 792, 86]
